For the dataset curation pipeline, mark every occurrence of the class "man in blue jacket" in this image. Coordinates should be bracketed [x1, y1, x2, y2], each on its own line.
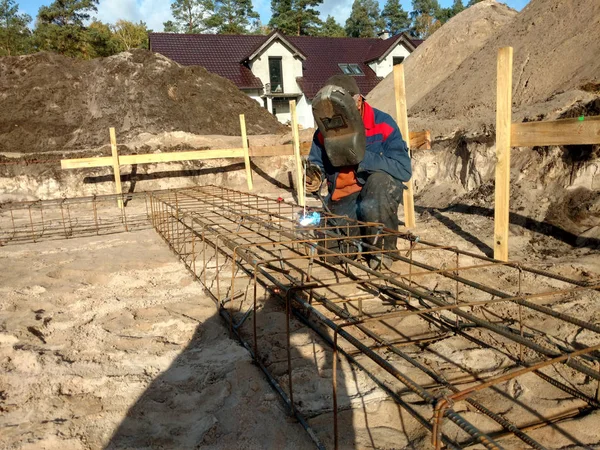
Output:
[306, 75, 412, 269]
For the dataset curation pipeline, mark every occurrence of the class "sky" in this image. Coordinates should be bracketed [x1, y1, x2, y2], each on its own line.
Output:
[18, 0, 530, 32]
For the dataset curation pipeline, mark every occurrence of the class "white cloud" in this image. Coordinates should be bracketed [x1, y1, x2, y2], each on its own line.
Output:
[95, 0, 174, 31]
[319, 0, 353, 25]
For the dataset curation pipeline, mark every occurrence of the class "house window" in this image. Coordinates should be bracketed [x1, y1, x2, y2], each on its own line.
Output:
[272, 98, 290, 116]
[269, 57, 284, 93]
[338, 63, 364, 76]
[393, 57, 405, 66]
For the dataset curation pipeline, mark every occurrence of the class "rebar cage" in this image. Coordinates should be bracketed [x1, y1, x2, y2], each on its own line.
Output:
[2, 185, 599, 450]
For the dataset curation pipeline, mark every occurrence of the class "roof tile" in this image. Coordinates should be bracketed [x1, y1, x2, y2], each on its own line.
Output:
[149, 32, 420, 99]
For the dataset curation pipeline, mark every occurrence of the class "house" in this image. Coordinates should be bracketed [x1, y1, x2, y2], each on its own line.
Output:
[149, 31, 421, 129]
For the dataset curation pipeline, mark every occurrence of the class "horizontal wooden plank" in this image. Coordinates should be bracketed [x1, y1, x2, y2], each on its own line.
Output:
[62, 132, 431, 170]
[511, 115, 600, 147]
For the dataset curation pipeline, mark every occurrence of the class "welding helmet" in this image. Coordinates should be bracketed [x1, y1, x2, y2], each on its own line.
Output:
[312, 76, 366, 167]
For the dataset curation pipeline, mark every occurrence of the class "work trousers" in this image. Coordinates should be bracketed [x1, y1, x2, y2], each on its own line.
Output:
[326, 171, 404, 252]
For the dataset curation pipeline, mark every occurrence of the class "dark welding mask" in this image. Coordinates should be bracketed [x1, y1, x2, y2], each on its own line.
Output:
[312, 85, 366, 167]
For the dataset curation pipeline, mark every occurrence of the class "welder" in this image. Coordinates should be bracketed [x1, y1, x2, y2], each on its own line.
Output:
[305, 75, 412, 269]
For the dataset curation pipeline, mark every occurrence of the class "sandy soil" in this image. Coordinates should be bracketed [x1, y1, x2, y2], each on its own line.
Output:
[1, 189, 599, 449]
[0, 227, 312, 450]
[368, 1, 517, 114]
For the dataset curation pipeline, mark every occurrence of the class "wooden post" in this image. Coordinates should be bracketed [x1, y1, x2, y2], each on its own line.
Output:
[290, 99, 305, 206]
[239, 114, 253, 191]
[494, 47, 513, 261]
[109, 127, 123, 209]
[393, 64, 416, 229]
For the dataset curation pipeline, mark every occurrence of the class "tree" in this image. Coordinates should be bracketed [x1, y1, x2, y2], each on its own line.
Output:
[345, 0, 384, 38]
[111, 20, 149, 50]
[381, 0, 410, 36]
[452, 0, 465, 14]
[170, 0, 211, 33]
[467, 0, 484, 5]
[269, 0, 323, 36]
[163, 20, 179, 32]
[0, 0, 32, 56]
[86, 20, 116, 57]
[318, 15, 344, 37]
[34, 0, 98, 57]
[205, 0, 259, 34]
[409, 0, 441, 38]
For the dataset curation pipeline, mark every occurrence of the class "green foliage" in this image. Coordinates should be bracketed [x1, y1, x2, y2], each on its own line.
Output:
[345, 0, 385, 38]
[33, 0, 98, 57]
[162, 20, 178, 32]
[0, 0, 32, 56]
[205, 0, 260, 34]
[111, 20, 149, 50]
[467, 0, 484, 5]
[170, 0, 211, 33]
[318, 15, 344, 37]
[452, 0, 465, 14]
[410, 0, 440, 17]
[86, 20, 116, 57]
[381, 0, 410, 35]
[37, 0, 98, 26]
[269, 0, 323, 36]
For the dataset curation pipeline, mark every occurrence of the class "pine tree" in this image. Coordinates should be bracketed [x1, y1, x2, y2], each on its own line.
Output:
[34, 0, 98, 57]
[0, 0, 31, 55]
[452, 0, 465, 14]
[269, 0, 322, 36]
[318, 15, 344, 37]
[344, 0, 385, 38]
[170, 0, 211, 33]
[381, 0, 410, 36]
[409, 0, 441, 38]
[205, 0, 259, 34]
[163, 20, 179, 32]
[467, 0, 483, 5]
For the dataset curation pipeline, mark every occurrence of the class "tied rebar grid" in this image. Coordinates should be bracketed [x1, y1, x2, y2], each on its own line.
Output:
[149, 185, 600, 450]
[2, 186, 599, 449]
[0, 192, 151, 245]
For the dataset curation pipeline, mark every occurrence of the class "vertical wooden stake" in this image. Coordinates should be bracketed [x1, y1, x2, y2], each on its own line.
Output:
[393, 64, 416, 229]
[290, 99, 304, 206]
[239, 114, 253, 191]
[110, 127, 123, 209]
[494, 47, 513, 261]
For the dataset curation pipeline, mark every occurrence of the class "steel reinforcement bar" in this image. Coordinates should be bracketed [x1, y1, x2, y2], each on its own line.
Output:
[148, 185, 600, 450]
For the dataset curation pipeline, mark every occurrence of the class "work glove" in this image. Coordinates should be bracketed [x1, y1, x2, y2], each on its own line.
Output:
[305, 163, 322, 193]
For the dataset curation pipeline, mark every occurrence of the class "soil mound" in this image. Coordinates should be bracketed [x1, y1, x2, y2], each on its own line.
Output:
[368, 0, 516, 114]
[0, 50, 285, 153]
[409, 0, 600, 134]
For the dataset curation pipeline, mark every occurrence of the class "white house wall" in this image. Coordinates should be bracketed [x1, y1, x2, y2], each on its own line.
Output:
[369, 44, 412, 78]
[249, 41, 303, 95]
[297, 95, 313, 130]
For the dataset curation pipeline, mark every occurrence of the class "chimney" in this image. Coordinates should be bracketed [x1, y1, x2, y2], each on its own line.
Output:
[378, 31, 390, 40]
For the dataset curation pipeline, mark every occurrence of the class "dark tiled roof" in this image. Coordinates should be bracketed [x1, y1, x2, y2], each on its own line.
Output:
[364, 35, 399, 62]
[149, 32, 418, 98]
[411, 38, 425, 47]
[286, 36, 383, 99]
[149, 33, 265, 89]
[363, 33, 417, 63]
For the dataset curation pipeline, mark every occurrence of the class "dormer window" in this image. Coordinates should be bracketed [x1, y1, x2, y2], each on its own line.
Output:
[338, 63, 364, 76]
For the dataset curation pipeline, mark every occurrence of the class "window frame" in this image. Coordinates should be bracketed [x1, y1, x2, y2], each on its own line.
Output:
[268, 56, 284, 93]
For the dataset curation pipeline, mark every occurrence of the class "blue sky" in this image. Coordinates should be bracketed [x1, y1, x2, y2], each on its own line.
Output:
[18, 0, 530, 32]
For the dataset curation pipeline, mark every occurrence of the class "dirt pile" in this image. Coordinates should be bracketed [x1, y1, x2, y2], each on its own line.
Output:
[411, 0, 600, 135]
[368, 0, 517, 114]
[0, 50, 285, 154]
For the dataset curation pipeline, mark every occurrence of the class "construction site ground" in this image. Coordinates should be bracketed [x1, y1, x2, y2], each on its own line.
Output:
[1, 189, 599, 450]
